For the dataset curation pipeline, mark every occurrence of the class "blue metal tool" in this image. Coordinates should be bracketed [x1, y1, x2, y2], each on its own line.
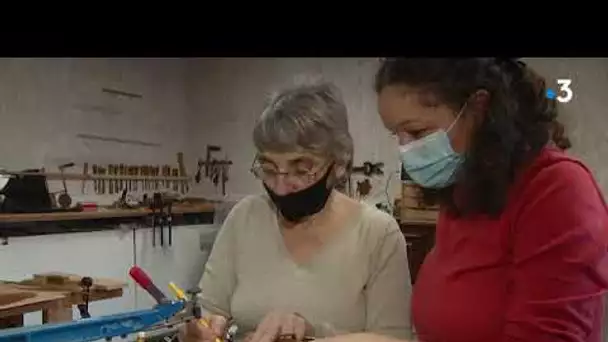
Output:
[0, 300, 185, 342]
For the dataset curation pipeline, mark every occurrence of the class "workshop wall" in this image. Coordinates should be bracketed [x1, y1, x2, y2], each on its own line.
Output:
[186, 58, 402, 206]
[0, 58, 212, 324]
[187, 57, 608, 204]
[0, 58, 194, 206]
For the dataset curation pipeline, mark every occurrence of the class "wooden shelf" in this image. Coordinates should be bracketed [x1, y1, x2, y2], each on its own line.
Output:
[0, 203, 215, 224]
[2, 172, 190, 182]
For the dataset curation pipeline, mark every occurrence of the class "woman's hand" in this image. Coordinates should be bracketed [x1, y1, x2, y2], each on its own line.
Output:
[249, 310, 313, 342]
[178, 315, 227, 342]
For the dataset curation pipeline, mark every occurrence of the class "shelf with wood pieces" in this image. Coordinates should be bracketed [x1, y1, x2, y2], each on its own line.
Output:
[0, 202, 215, 223]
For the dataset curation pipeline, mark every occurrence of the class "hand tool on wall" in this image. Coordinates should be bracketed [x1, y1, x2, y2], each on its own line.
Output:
[114, 164, 120, 193]
[156, 193, 165, 247]
[195, 159, 204, 183]
[133, 166, 139, 192]
[108, 165, 114, 195]
[221, 155, 230, 196]
[352, 161, 385, 177]
[356, 178, 372, 198]
[151, 193, 158, 247]
[205, 145, 221, 177]
[172, 168, 179, 192]
[163, 165, 171, 189]
[119, 163, 125, 191]
[167, 201, 173, 246]
[100, 166, 107, 194]
[57, 162, 74, 208]
[81, 163, 88, 194]
[154, 165, 162, 190]
[92, 164, 99, 194]
[177, 152, 188, 194]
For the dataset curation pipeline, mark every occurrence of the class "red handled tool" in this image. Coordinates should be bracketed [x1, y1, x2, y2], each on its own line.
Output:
[129, 265, 169, 304]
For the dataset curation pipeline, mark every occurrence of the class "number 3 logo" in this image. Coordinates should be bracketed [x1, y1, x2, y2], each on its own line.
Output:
[556, 79, 574, 103]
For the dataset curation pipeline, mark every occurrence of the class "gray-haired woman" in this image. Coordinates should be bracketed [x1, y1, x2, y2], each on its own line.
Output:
[179, 81, 413, 342]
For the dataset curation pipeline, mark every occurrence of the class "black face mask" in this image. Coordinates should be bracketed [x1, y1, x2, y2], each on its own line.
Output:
[264, 166, 334, 223]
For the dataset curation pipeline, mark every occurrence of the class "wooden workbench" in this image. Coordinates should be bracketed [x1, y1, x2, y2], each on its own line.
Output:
[0, 273, 126, 329]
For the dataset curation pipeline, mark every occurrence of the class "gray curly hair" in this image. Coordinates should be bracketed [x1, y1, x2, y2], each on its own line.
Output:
[253, 79, 354, 171]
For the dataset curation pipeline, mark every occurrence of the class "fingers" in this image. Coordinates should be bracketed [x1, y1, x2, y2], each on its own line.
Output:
[293, 315, 307, 341]
[178, 317, 223, 342]
[208, 315, 228, 337]
[250, 311, 311, 342]
[250, 312, 279, 342]
[243, 332, 254, 342]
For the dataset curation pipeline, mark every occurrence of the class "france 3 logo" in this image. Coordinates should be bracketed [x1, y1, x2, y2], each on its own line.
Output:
[546, 79, 574, 103]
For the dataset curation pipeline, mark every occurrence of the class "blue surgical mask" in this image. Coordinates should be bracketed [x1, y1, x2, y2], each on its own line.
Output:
[398, 106, 466, 189]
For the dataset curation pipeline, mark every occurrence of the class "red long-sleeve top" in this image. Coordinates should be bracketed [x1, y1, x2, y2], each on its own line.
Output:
[411, 146, 608, 342]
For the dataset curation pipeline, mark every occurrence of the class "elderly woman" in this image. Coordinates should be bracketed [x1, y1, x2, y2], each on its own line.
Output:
[180, 81, 413, 342]
[315, 59, 608, 342]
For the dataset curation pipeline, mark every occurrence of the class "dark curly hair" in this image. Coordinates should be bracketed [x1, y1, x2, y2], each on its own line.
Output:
[375, 58, 572, 218]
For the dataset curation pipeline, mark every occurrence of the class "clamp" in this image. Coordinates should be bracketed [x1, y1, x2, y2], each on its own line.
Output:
[167, 284, 238, 342]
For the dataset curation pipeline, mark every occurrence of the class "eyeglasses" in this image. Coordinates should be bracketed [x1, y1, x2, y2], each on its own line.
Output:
[250, 159, 331, 187]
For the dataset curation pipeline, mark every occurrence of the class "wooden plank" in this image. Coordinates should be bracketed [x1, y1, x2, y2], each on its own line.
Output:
[0, 203, 215, 223]
[2, 283, 123, 305]
[30, 272, 126, 291]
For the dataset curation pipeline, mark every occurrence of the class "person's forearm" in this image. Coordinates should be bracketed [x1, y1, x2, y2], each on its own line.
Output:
[316, 333, 412, 342]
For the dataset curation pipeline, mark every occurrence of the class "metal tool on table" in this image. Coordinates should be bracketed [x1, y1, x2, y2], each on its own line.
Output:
[174, 285, 238, 342]
[76, 276, 93, 319]
[57, 162, 74, 208]
[0, 266, 189, 342]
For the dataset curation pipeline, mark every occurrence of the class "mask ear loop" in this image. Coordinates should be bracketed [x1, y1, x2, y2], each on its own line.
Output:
[446, 101, 469, 133]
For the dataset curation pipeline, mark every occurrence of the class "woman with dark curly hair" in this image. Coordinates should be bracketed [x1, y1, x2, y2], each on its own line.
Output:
[315, 58, 608, 342]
